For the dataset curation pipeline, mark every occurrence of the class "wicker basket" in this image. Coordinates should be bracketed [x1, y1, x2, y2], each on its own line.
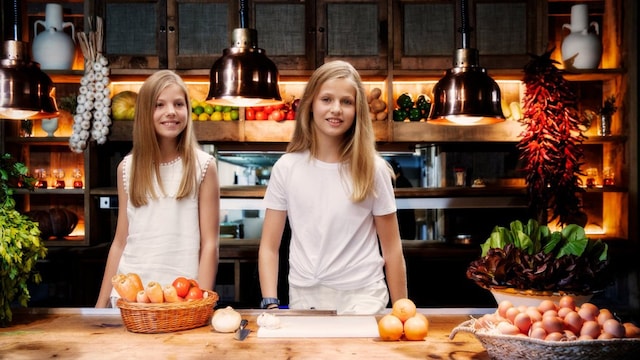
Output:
[116, 290, 219, 333]
[450, 319, 640, 360]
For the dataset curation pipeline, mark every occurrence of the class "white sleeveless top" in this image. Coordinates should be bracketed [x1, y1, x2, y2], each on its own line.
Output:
[114, 149, 213, 291]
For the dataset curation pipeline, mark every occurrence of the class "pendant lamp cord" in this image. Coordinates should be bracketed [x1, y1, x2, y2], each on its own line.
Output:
[459, 0, 471, 49]
[239, 0, 248, 29]
[2, 0, 21, 41]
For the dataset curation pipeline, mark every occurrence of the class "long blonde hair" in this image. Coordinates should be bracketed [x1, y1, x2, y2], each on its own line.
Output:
[129, 70, 201, 207]
[287, 60, 385, 202]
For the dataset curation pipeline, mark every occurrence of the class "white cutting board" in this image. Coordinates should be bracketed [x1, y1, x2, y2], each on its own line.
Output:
[257, 316, 379, 338]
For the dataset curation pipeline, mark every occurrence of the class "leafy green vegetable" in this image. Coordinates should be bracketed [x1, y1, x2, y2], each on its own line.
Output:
[480, 219, 607, 260]
[468, 219, 610, 294]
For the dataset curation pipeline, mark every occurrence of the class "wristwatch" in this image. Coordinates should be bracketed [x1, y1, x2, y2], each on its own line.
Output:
[260, 297, 280, 309]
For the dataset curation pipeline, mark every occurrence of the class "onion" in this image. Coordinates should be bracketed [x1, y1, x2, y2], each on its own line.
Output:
[211, 306, 242, 333]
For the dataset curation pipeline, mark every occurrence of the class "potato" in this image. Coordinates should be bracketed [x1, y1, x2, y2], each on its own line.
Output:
[367, 87, 382, 103]
[370, 99, 387, 113]
[376, 111, 388, 121]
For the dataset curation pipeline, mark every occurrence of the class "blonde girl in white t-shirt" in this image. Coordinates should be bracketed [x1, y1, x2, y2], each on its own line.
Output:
[258, 60, 408, 314]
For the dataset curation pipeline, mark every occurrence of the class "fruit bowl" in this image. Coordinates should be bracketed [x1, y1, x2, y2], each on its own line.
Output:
[116, 290, 219, 333]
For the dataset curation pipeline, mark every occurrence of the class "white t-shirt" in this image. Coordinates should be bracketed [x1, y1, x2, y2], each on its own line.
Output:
[263, 151, 397, 290]
[114, 149, 213, 291]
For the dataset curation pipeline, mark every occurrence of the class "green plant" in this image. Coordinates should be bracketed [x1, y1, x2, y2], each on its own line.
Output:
[518, 49, 586, 226]
[466, 219, 610, 295]
[58, 94, 78, 114]
[0, 153, 47, 326]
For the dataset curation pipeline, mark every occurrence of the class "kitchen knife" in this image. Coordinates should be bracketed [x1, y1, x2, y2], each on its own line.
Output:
[234, 319, 250, 340]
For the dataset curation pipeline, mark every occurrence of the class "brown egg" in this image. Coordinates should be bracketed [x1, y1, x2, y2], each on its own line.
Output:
[506, 306, 521, 324]
[563, 310, 584, 334]
[498, 300, 514, 319]
[557, 306, 573, 318]
[497, 321, 521, 336]
[558, 295, 576, 310]
[531, 320, 544, 331]
[545, 331, 565, 341]
[513, 312, 532, 334]
[538, 299, 557, 313]
[563, 329, 578, 340]
[474, 313, 497, 330]
[623, 322, 640, 338]
[542, 309, 558, 318]
[602, 318, 625, 338]
[529, 327, 547, 340]
[578, 303, 600, 321]
[526, 307, 543, 323]
[542, 316, 565, 334]
[597, 308, 615, 325]
[580, 320, 602, 339]
[598, 332, 615, 339]
[578, 334, 595, 340]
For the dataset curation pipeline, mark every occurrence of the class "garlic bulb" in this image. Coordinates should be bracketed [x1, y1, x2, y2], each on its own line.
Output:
[69, 17, 110, 153]
[257, 312, 281, 329]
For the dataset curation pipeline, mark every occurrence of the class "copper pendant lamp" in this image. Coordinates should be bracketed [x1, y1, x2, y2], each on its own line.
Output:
[206, 0, 281, 107]
[0, 0, 58, 120]
[429, 0, 504, 125]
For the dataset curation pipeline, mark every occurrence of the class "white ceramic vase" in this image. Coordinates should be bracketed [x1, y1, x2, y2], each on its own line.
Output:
[561, 4, 602, 70]
[41, 118, 59, 137]
[32, 4, 76, 70]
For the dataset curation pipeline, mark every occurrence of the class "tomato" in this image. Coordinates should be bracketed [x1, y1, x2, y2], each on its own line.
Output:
[189, 278, 200, 288]
[185, 286, 204, 300]
[245, 108, 255, 120]
[255, 111, 267, 120]
[172, 276, 191, 298]
[264, 105, 275, 115]
[285, 110, 296, 120]
[270, 110, 284, 122]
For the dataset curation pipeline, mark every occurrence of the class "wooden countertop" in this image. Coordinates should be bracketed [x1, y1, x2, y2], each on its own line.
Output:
[0, 308, 493, 359]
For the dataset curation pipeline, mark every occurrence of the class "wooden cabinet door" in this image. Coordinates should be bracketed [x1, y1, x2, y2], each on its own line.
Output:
[253, 0, 388, 71]
[252, 0, 313, 71]
[100, 0, 234, 70]
[318, 0, 388, 70]
[170, 0, 236, 69]
[100, 0, 167, 69]
[393, 0, 543, 71]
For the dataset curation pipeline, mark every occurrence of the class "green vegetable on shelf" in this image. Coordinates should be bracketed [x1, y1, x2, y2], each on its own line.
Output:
[396, 93, 414, 110]
[416, 95, 431, 117]
[393, 109, 408, 122]
[408, 108, 422, 122]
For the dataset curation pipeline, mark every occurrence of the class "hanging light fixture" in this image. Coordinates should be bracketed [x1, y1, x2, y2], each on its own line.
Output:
[0, 0, 58, 120]
[207, 0, 281, 107]
[429, 0, 504, 125]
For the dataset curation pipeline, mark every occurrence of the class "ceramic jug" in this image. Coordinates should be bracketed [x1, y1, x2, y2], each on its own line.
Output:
[561, 4, 602, 70]
[32, 4, 75, 70]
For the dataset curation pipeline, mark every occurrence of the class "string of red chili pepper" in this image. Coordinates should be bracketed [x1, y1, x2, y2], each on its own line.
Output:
[518, 49, 586, 226]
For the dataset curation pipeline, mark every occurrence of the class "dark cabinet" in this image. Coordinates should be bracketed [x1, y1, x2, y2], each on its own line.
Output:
[392, 0, 543, 71]
[253, 0, 388, 71]
[98, 0, 236, 69]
